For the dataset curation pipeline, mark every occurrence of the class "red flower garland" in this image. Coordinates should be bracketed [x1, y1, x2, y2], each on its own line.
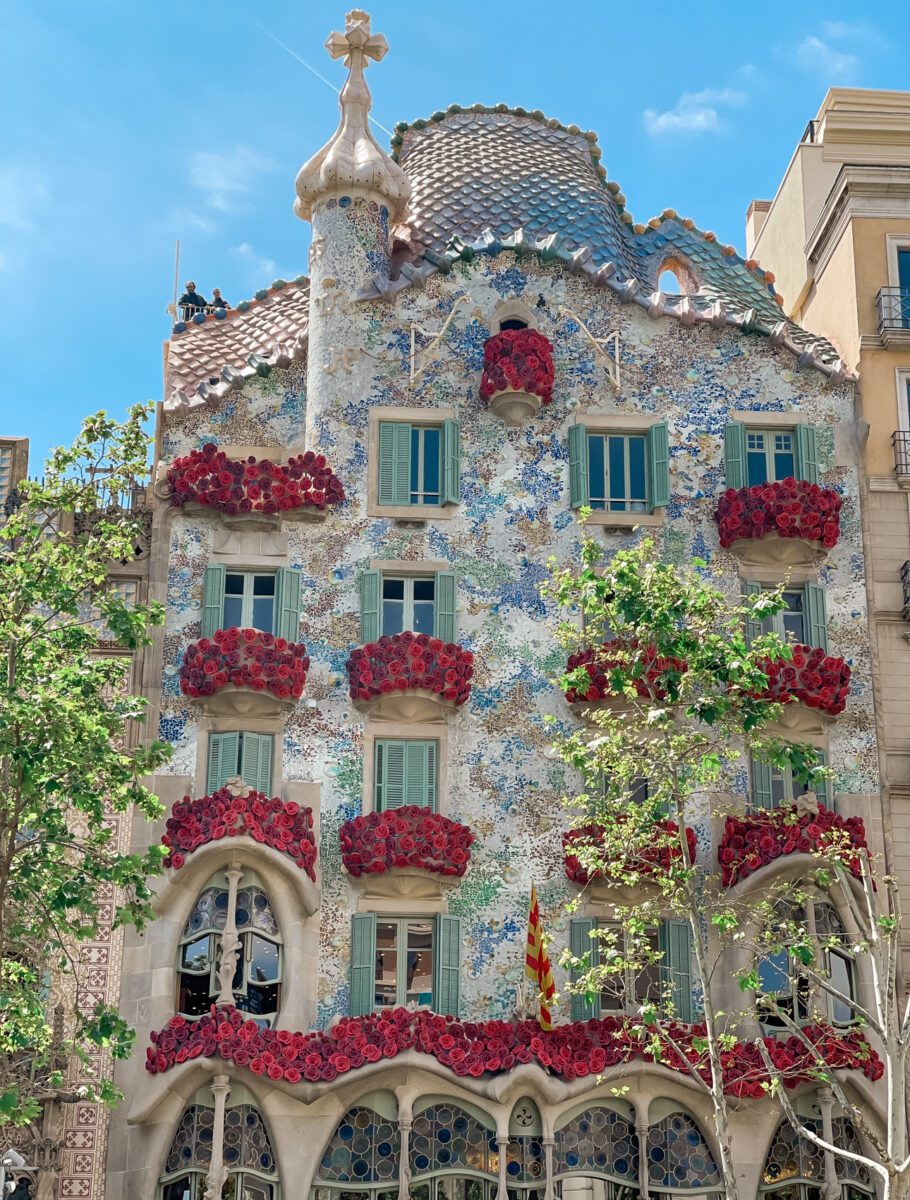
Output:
[718, 804, 867, 887]
[163, 788, 317, 878]
[167, 444, 345, 516]
[346, 632, 473, 706]
[480, 329, 554, 405]
[146, 1006, 882, 1096]
[340, 806, 474, 878]
[564, 642, 687, 704]
[755, 644, 851, 716]
[180, 627, 310, 701]
[563, 821, 697, 886]
[714, 480, 842, 550]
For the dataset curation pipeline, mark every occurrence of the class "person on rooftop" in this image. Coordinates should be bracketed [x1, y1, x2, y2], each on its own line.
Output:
[210, 288, 230, 311]
[178, 281, 207, 320]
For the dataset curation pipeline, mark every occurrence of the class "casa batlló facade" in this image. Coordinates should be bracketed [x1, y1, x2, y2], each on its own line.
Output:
[103, 12, 887, 1200]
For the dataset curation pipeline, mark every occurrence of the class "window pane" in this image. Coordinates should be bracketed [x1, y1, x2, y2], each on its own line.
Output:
[829, 952, 853, 1023]
[635, 928, 662, 1006]
[746, 431, 769, 486]
[251, 596, 274, 633]
[412, 577, 436, 636]
[243, 982, 280, 1019]
[587, 435, 606, 509]
[162, 1178, 195, 1200]
[246, 934, 280, 984]
[770, 766, 788, 808]
[383, 578, 405, 600]
[759, 951, 790, 997]
[375, 922, 399, 1008]
[607, 436, 626, 509]
[406, 920, 434, 1005]
[223, 595, 243, 629]
[181, 935, 213, 972]
[773, 432, 795, 481]
[178, 972, 212, 1017]
[782, 590, 805, 643]
[628, 436, 647, 511]
[412, 579, 435, 601]
[382, 577, 405, 636]
[419, 427, 441, 505]
[253, 576, 275, 596]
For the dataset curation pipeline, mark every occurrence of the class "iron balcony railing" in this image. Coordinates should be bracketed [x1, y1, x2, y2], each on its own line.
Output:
[877, 287, 910, 334]
[902, 561, 910, 621]
[893, 431, 910, 475]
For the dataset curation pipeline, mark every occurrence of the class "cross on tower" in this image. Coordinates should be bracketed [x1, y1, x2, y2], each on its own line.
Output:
[325, 9, 388, 68]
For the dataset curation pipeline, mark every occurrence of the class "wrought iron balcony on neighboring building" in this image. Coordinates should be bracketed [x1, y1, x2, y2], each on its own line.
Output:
[894, 432, 910, 480]
[877, 287, 910, 346]
[901, 561, 910, 621]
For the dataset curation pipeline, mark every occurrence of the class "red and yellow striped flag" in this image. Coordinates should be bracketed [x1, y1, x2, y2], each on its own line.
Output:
[525, 884, 556, 1030]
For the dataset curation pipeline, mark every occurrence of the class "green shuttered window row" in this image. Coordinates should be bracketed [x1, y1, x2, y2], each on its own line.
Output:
[201, 565, 302, 641]
[724, 421, 819, 489]
[359, 569, 457, 644]
[374, 739, 438, 811]
[568, 423, 670, 511]
[750, 750, 830, 812]
[568, 917, 693, 1023]
[207, 731, 273, 795]
[348, 912, 461, 1017]
[378, 419, 461, 507]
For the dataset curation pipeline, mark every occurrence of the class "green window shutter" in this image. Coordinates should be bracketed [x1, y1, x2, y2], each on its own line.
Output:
[403, 740, 437, 810]
[434, 914, 461, 1017]
[751, 756, 774, 811]
[360, 569, 381, 643]
[796, 424, 819, 484]
[375, 739, 406, 810]
[241, 733, 273, 795]
[201, 564, 226, 638]
[434, 571, 457, 643]
[659, 920, 694, 1023]
[378, 422, 411, 506]
[568, 424, 589, 510]
[804, 583, 828, 653]
[724, 422, 746, 490]
[274, 567, 302, 643]
[646, 421, 670, 509]
[207, 731, 240, 793]
[814, 749, 831, 810]
[743, 580, 762, 645]
[569, 917, 599, 1022]
[442, 419, 461, 506]
[350, 913, 377, 1017]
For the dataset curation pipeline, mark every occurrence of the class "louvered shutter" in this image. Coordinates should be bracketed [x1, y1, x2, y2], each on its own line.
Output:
[360, 569, 381, 643]
[569, 917, 599, 1022]
[743, 580, 763, 645]
[201, 564, 226, 638]
[404, 741, 437, 810]
[434, 914, 461, 1017]
[804, 583, 828, 653]
[646, 422, 670, 509]
[434, 571, 457, 643]
[568, 424, 589, 509]
[378, 422, 411, 506]
[724, 422, 746, 490]
[659, 920, 694, 1023]
[751, 756, 774, 811]
[274, 567, 302, 643]
[796, 424, 819, 484]
[349, 913, 377, 1017]
[207, 731, 240, 792]
[375, 739, 406, 810]
[442, 419, 461, 506]
[814, 749, 831, 810]
[241, 733, 273, 795]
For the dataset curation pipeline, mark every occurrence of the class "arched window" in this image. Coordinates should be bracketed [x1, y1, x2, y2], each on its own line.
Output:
[312, 1104, 401, 1200]
[655, 258, 698, 297]
[757, 900, 855, 1028]
[646, 1112, 722, 1197]
[493, 302, 535, 334]
[760, 1117, 874, 1198]
[658, 270, 682, 295]
[158, 1099, 279, 1200]
[177, 870, 282, 1026]
[410, 1101, 498, 1200]
[554, 1105, 640, 1200]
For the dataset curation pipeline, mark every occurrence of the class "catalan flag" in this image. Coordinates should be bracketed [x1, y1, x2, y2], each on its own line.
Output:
[525, 884, 556, 1030]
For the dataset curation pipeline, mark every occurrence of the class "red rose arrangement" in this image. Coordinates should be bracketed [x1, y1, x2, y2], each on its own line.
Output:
[340, 806, 474, 879]
[714, 480, 842, 550]
[180, 628, 309, 701]
[346, 633, 473, 706]
[167, 443, 345, 516]
[146, 1006, 882, 1094]
[564, 642, 687, 705]
[718, 804, 867, 888]
[163, 788, 317, 878]
[480, 329, 554, 406]
[754, 644, 851, 716]
[563, 821, 697, 886]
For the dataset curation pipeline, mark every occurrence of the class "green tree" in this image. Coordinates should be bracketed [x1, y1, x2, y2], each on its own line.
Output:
[0, 406, 170, 1126]
[545, 535, 889, 1200]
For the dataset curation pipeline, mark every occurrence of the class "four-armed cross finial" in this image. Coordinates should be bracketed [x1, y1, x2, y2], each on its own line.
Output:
[325, 9, 388, 68]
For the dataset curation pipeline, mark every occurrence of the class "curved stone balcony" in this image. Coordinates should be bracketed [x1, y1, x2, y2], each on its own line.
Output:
[345, 633, 473, 721]
[718, 803, 867, 888]
[340, 806, 474, 894]
[755, 644, 851, 734]
[563, 642, 687, 708]
[480, 327, 554, 425]
[563, 820, 697, 898]
[180, 628, 309, 717]
[714, 480, 842, 568]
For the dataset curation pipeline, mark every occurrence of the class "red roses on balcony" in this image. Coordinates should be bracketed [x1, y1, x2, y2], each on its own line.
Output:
[756, 644, 851, 716]
[563, 821, 697, 886]
[480, 328, 554, 406]
[180, 628, 310, 701]
[564, 642, 687, 705]
[146, 1005, 882, 1095]
[714, 480, 842, 550]
[340, 806, 474, 878]
[163, 788, 317, 878]
[167, 444, 344, 516]
[718, 804, 868, 887]
[346, 633, 473, 706]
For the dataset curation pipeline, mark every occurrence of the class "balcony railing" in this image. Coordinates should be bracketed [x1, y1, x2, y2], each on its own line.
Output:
[877, 287, 910, 335]
[902, 562, 910, 620]
[893, 431, 910, 476]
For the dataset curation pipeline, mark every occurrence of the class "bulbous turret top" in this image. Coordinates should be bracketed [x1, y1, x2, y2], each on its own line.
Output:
[294, 9, 411, 223]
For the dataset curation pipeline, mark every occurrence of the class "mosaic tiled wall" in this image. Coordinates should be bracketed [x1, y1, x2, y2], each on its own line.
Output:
[158, 251, 875, 1027]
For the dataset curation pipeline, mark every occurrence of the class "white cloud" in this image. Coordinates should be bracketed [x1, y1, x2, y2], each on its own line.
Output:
[795, 36, 859, 80]
[821, 19, 885, 48]
[229, 242, 294, 288]
[189, 145, 277, 213]
[0, 165, 48, 232]
[643, 88, 747, 138]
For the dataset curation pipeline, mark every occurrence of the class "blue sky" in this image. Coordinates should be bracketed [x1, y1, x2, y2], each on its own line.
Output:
[2, 2, 907, 469]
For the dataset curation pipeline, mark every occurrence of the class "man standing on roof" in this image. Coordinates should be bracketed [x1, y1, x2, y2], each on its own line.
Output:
[210, 288, 230, 311]
[178, 281, 207, 320]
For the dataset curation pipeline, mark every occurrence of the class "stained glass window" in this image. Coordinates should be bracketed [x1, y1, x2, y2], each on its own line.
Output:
[647, 1113, 721, 1193]
[315, 1107, 401, 1189]
[553, 1107, 638, 1183]
[505, 1137, 545, 1186]
[760, 1118, 873, 1195]
[159, 1103, 278, 1200]
[411, 1105, 498, 1178]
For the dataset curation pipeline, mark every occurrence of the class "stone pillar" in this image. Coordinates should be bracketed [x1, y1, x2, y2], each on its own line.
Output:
[635, 1120, 651, 1199]
[204, 1073, 231, 1200]
[542, 1136, 555, 1200]
[496, 1135, 509, 1200]
[215, 862, 243, 1007]
[818, 1087, 840, 1200]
